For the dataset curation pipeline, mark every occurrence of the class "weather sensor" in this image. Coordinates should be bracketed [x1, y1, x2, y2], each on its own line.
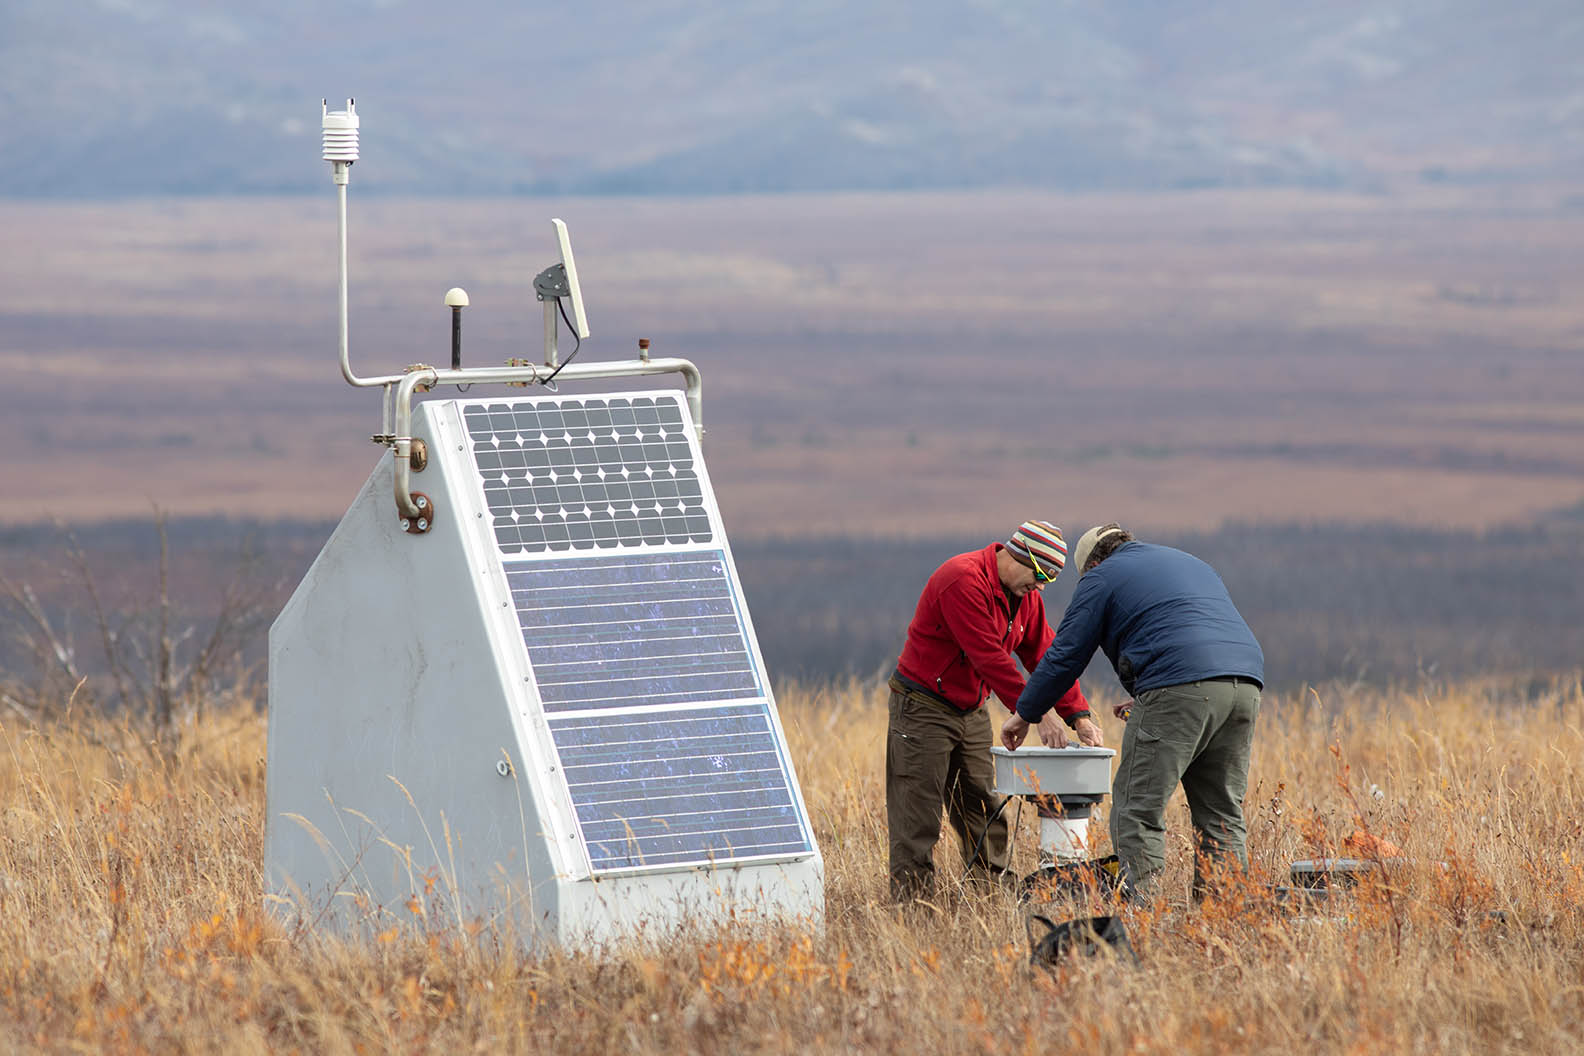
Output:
[264, 101, 822, 948]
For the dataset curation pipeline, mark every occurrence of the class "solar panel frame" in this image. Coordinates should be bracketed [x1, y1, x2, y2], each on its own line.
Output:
[447, 389, 816, 878]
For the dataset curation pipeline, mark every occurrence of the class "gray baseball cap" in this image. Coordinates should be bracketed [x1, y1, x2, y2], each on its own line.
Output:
[1072, 523, 1125, 576]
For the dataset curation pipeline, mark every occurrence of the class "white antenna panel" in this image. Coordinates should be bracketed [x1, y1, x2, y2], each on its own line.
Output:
[265, 391, 822, 945]
[551, 218, 589, 340]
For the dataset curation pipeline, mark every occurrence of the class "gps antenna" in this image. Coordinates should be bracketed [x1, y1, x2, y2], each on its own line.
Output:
[445, 287, 469, 369]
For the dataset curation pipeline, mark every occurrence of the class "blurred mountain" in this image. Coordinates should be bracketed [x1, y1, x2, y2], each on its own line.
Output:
[3, 0, 1579, 196]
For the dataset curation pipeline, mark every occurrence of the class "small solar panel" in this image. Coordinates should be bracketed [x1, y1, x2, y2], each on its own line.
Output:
[549, 704, 811, 871]
[507, 551, 760, 713]
[463, 395, 712, 554]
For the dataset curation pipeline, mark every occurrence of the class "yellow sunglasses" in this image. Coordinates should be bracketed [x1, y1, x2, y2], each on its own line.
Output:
[1028, 549, 1058, 584]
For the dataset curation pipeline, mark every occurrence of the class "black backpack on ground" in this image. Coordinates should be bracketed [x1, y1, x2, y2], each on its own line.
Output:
[1026, 913, 1138, 967]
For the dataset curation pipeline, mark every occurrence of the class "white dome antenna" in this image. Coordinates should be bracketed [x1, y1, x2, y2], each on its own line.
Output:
[445, 287, 469, 370]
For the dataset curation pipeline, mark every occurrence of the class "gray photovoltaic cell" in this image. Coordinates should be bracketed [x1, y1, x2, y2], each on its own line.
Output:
[548, 704, 811, 871]
[463, 395, 712, 554]
[509, 551, 760, 713]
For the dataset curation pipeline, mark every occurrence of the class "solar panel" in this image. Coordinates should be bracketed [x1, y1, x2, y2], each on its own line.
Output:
[549, 704, 811, 871]
[457, 390, 813, 875]
[508, 552, 760, 713]
[463, 396, 712, 554]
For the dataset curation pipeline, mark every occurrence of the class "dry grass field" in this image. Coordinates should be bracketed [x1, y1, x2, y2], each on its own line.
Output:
[1, 674, 1581, 1053]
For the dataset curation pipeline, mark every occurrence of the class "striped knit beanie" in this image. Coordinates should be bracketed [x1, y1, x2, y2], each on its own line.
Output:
[1006, 520, 1067, 577]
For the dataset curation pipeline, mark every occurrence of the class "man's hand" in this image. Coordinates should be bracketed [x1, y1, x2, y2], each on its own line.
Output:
[1073, 715, 1104, 747]
[1112, 699, 1134, 721]
[1036, 711, 1071, 748]
[1000, 714, 1031, 752]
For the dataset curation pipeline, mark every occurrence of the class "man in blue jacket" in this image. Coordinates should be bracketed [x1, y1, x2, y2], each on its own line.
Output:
[1001, 523, 1264, 901]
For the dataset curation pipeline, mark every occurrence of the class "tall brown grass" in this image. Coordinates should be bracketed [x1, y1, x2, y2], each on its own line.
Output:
[0, 675, 1580, 1053]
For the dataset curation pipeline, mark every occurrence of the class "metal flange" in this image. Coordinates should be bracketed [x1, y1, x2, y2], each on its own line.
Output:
[399, 492, 435, 534]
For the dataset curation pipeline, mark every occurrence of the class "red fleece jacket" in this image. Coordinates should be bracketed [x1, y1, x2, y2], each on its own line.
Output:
[896, 544, 1089, 720]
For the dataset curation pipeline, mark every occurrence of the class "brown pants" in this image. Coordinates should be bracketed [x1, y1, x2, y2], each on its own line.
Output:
[886, 682, 1010, 901]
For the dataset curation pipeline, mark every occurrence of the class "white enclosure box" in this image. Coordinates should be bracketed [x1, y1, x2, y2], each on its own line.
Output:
[994, 746, 1117, 862]
[266, 390, 823, 947]
[991, 746, 1116, 798]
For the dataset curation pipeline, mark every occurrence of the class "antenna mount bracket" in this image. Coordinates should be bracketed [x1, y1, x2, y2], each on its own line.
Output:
[533, 263, 570, 302]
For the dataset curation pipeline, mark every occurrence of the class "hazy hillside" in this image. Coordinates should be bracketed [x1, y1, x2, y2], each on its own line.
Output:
[4, 0, 1580, 195]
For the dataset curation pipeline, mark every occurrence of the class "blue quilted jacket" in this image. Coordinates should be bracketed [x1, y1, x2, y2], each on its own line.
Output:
[1016, 542, 1264, 721]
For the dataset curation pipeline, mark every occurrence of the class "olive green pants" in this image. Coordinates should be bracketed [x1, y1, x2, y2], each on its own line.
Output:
[886, 685, 1010, 902]
[1111, 676, 1260, 901]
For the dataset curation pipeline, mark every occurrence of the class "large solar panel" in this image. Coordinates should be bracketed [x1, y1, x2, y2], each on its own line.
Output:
[457, 391, 813, 875]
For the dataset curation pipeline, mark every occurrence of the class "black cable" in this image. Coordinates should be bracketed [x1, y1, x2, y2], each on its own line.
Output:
[960, 794, 1016, 889]
[540, 297, 583, 387]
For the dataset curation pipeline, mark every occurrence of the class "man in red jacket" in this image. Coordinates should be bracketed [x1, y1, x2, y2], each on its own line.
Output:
[888, 520, 1100, 902]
